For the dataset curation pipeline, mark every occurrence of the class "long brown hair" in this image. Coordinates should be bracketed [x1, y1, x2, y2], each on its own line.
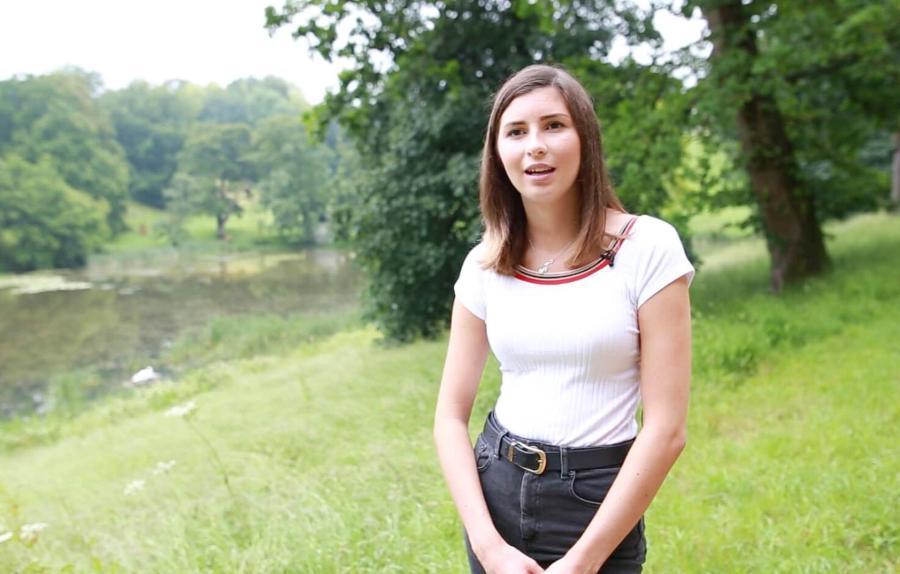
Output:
[478, 64, 624, 275]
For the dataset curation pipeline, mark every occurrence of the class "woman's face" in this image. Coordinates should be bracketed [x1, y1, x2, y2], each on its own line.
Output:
[496, 86, 581, 208]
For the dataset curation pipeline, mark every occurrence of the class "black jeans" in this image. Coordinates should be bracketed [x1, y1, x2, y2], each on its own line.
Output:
[465, 413, 646, 573]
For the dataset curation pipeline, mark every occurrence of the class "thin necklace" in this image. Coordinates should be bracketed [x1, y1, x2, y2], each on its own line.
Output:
[527, 236, 577, 275]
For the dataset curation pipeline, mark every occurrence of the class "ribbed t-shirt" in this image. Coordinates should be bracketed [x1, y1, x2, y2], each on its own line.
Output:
[453, 215, 694, 447]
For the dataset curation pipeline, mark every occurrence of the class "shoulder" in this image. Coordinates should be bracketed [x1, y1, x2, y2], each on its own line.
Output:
[620, 215, 688, 258]
[621, 215, 695, 306]
[454, 241, 491, 320]
[466, 240, 487, 258]
[460, 240, 490, 271]
[456, 241, 491, 285]
[628, 215, 683, 244]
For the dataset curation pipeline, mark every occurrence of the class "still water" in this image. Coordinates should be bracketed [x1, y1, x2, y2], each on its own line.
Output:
[0, 248, 360, 418]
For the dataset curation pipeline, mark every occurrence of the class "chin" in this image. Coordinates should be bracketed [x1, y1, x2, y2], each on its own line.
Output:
[520, 186, 573, 205]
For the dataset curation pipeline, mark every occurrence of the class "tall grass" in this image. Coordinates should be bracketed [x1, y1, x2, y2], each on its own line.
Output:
[0, 212, 896, 573]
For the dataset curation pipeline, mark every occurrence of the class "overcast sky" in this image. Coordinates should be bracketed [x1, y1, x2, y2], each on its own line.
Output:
[0, 0, 705, 104]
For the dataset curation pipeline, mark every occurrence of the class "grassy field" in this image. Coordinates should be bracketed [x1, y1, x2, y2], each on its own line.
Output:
[0, 212, 897, 572]
[105, 201, 291, 254]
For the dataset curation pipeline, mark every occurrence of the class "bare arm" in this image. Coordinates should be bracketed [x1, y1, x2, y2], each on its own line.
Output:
[434, 299, 544, 573]
[548, 275, 692, 573]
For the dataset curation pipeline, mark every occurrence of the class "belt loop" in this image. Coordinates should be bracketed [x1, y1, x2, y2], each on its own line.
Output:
[487, 411, 508, 458]
[559, 446, 568, 478]
[494, 429, 509, 458]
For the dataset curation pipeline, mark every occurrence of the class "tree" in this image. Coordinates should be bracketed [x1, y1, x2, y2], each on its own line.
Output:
[0, 154, 109, 271]
[686, 0, 900, 289]
[99, 80, 202, 208]
[198, 77, 307, 125]
[251, 115, 333, 244]
[171, 123, 254, 239]
[0, 71, 130, 233]
[700, 1, 829, 290]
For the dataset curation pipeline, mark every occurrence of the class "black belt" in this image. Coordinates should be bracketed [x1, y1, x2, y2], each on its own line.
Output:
[482, 413, 633, 475]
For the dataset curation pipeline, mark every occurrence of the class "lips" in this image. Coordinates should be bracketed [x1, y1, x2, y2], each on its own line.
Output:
[525, 164, 555, 175]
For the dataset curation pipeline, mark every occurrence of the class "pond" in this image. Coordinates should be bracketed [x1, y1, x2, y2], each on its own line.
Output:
[0, 247, 361, 419]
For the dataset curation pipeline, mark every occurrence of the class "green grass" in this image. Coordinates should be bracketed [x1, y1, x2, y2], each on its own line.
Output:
[105, 201, 293, 255]
[0, 308, 364, 453]
[0, 212, 897, 572]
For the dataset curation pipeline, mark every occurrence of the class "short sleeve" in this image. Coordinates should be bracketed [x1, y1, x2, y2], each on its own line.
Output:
[632, 217, 695, 308]
[453, 243, 487, 320]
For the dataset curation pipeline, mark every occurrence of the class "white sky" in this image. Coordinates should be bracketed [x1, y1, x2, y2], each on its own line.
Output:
[0, 0, 345, 103]
[0, 1, 706, 104]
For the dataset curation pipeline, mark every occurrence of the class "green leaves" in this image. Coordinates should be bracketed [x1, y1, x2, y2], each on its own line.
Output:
[165, 123, 253, 240]
[252, 115, 334, 244]
[99, 81, 201, 208]
[0, 71, 129, 234]
[0, 154, 110, 271]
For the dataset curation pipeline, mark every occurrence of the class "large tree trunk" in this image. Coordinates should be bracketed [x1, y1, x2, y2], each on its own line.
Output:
[705, 2, 829, 291]
[891, 131, 900, 212]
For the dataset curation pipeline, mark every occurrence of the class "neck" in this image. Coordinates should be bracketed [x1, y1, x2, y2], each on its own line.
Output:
[522, 195, 581, 252]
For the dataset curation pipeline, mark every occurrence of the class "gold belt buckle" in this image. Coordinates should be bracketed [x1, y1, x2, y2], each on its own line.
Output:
[507, 441, 547, 475]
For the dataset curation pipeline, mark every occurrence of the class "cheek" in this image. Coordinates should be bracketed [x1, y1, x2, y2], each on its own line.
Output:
[563, 137, 581, 171]
[496, 143, 520, 176]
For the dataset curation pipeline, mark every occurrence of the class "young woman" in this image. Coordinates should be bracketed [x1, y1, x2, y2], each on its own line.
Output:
[433, 65, 694, 574]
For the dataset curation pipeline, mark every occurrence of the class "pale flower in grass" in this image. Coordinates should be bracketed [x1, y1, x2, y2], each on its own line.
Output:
[19, 522, 48, 543]
[152, 459, 177, 475]
[0, 530, 12, 544]
[123, 479, 146, 496]
[164, 400, 196, 418]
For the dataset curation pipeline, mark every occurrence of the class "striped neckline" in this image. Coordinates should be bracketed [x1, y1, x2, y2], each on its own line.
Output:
[514, 216, 639, 285]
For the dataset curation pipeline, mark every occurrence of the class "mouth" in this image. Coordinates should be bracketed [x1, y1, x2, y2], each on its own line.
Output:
[525, 165, 555, 176]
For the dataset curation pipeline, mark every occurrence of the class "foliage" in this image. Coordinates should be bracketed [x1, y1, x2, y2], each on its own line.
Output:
[266, 0, 683, 341]
[100, 77, 313, 215]
[197, 76, 308, 125]
[570, 58, 695, 245]
[0, 154, 109, 271]
[168, 123, 255, 239]
[0, 71, 130, 234]
[325, 132, 366, 245]
[250, 115, 333, 244]
[99, 80, 203, 208]
[159, 173, 216, 245]
[684, 0, 900, 224]
[0, 70, 339, 265]
[157, 79, 323, 243]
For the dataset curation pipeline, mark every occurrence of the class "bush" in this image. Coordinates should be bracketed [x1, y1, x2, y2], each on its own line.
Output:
[0, 154, 109, 271]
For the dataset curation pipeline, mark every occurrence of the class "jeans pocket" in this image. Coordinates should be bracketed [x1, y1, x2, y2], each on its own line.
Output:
[567, 466, 619, 506]
[474, 434, 494, 472]
[568, 466, 645, 563]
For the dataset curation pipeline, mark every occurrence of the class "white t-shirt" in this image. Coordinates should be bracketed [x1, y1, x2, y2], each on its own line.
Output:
[453, 215, 694, 447]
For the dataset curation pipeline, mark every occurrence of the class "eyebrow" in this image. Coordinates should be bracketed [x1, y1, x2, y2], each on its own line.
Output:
[501, 113, 571, 130]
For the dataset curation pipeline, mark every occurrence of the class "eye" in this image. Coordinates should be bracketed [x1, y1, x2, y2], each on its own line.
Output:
[546, 120, 566, 130]
[505, 127, 525, 137]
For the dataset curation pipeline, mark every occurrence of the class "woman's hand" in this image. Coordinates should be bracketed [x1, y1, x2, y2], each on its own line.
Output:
[479, 541, 545, 573]
[543, 554, 595, 574]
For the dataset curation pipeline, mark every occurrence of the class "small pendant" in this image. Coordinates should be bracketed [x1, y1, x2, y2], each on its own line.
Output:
[537, 260, 552, 274]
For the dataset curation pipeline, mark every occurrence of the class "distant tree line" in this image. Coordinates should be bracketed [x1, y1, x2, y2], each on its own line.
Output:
[267, 0, 898, 342]
[0, 71, 340, 272]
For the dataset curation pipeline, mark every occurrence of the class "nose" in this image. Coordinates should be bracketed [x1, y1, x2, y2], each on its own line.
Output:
[527, 131, 547, 158]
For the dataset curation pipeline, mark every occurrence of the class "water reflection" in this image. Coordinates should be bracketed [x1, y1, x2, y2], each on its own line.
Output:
[0, 248, 360, 418]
